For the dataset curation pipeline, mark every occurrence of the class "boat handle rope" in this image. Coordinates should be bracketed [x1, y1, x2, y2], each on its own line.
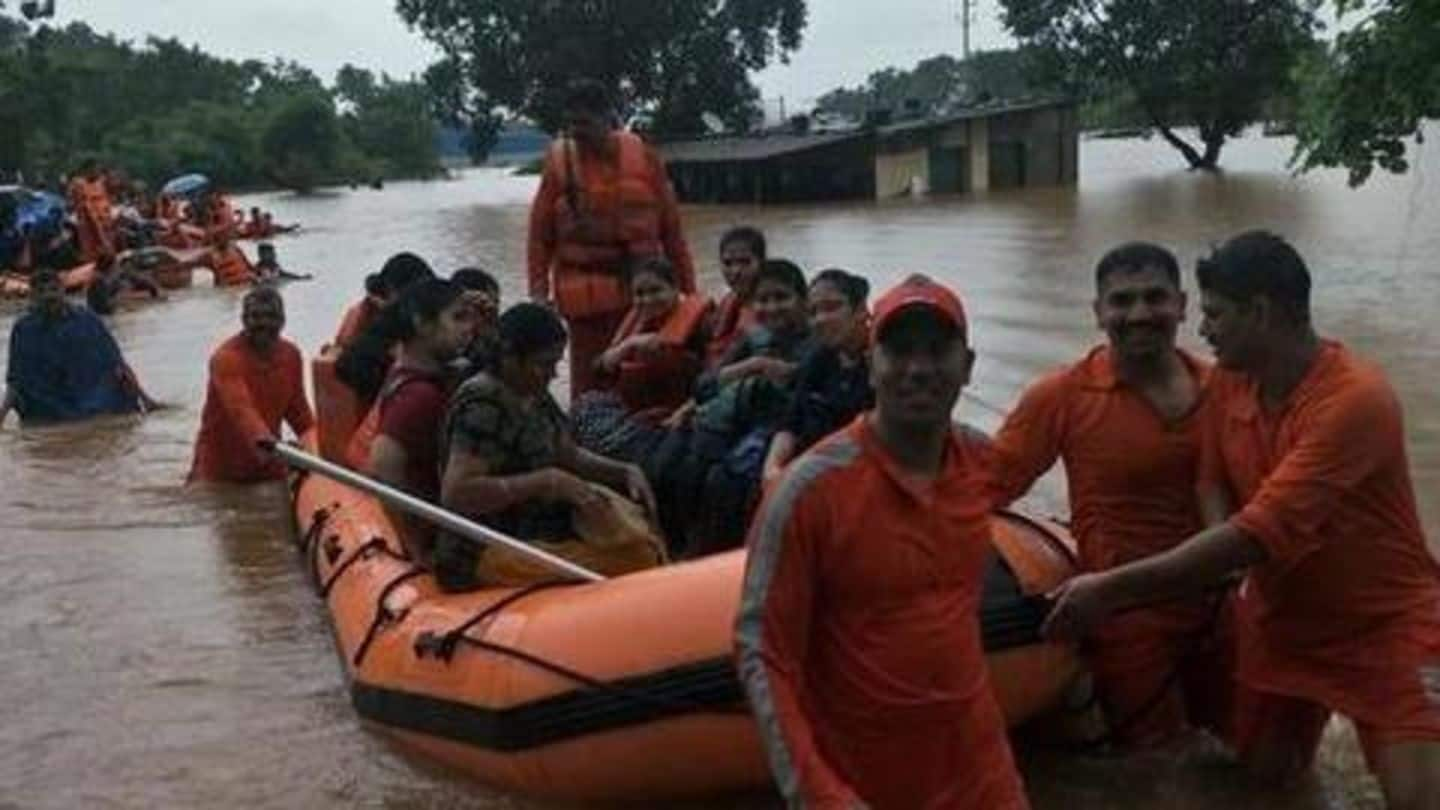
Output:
[1044, 582, 1236, 753]
[301, 506, 336, 593]
[319, 537, 390, 598]
[351, 566, 429, 669]
[413, 581, 573, 663]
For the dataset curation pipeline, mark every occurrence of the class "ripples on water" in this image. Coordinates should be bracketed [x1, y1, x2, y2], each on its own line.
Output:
[2, 132, 1436, 808]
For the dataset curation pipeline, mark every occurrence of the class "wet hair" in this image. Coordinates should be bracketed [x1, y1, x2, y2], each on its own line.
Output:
[563, 79, 612, 116]
[365, 252, 434, 298]
[243, 285, 284, 310]
[811, 268, 870, 309]
[719, 226, 766, 260]
[754, 259, 807, 298]
[498, 302, 568, 358]
[627, 256, 677, 288]
[1095, 242, 1181, 288]
[1197, 230, 1311, 324]
[452, 266, 499, 298]
[336, 280, 463, 399]
[257, 242, 276, 255]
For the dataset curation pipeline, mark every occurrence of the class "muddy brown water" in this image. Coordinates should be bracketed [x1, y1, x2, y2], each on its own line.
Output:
[3, 131, 1437, 809]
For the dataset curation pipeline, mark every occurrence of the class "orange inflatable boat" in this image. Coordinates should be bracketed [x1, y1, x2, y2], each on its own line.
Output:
[290, 367, 1084, 802]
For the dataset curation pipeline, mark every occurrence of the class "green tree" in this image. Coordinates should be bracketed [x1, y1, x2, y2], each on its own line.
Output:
[1292, 0, 1440, 186]
[395, 0, 806, 140]
[815, 50, 1056, 120]
[335, 65, 442, 178]
[261, 91, 342, 193]
[998, 0, 1319, 170]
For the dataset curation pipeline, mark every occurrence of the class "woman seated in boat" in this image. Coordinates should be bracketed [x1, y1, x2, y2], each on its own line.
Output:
[451, 266, 502, 374]
[704, 226, 765, 368]
[435, 303, 664, 592]
[760, 268, 875, 485]
[365, 279, 478, 562]
[571, 257, 711, 458]
[685, 268, 871, 556]
[643, 259, 814, 556]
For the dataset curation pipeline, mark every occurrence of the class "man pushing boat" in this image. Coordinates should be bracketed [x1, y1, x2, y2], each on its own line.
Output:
[1045, 232, 1440, 810]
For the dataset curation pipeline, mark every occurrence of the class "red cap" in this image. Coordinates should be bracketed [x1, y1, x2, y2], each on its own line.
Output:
[870, 274, 968, 343]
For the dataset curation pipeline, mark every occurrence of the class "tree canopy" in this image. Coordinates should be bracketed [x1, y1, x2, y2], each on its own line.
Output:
[1292, 0, 1440, 186]
[0, 10, 442, 191]
[998, 0, 1320, 170]
[815, 50, 1060, 120]
[396, 0, 807, 138]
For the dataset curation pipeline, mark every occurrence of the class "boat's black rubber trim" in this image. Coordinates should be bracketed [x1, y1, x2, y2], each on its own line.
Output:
[346, 553, 1051, 752]
[350, 656, 745, 752]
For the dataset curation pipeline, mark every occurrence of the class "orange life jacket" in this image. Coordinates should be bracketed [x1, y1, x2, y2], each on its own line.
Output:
[210, 245, 251, 286]
[610, 295, 710, 413]
[705, 292, 756, 369]
[550, 132, 665, 319]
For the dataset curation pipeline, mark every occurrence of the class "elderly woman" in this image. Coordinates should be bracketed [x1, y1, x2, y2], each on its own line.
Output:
[435, 303, 662, 591]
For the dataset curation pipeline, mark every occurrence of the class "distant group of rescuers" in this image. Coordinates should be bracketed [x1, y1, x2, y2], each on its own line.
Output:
[3, 157, 304, 310]
[3, 78, 1439, 810]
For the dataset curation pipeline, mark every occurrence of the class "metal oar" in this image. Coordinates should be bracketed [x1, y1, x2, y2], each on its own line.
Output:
[266, 440, 605, 583]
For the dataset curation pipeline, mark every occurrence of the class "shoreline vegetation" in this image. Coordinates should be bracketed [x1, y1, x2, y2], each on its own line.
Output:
[0, 17, 450, 194]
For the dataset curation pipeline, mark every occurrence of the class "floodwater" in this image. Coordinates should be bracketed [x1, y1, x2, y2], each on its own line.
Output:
[2, 130, 1437, 809]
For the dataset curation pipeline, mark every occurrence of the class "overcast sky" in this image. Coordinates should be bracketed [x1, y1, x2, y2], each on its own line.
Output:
[58, 0, 1014, 112]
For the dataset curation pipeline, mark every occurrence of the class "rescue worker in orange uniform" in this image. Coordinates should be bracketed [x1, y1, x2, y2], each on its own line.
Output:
[527, 79, 696, 402]
[737, 275, 1030, 809]
[206, 236, 256, 287]
[1046, 232, 1440, 810]
[66, 160, 114, 263]
[200, 188, 237, 244]
[188, 286, 314, 483]
[988, 242, 1230, 749]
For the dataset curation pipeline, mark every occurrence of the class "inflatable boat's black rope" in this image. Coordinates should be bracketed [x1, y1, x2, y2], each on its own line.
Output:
[351, 566, 429, 669]
[413, 581, 572, 662]
[319, 537, 390, 597]
[1041, 584, 1234, 753]
[301, 507, 333, 593]
[413, 582, 744, 718]
[451, 636, 747, 718]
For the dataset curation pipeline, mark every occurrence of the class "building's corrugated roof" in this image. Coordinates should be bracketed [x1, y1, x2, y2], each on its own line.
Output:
[658, 98, 1074, 165]
[659, 131, 866, 164]
[876, 99, 1072, 137]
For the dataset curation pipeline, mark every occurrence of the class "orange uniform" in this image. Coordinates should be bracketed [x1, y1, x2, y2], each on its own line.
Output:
[188, 334, 314, 483]
[1202, 341, 1440, 766]
[527, 131, 696, 399]
[705, 291, 756, 369]
[989, 347, 1230, 745]
[736, 418, 1028, 809]
[208, 245, 253, 287]
[206, 195, 237, 243]
[333, 298, 381, 349]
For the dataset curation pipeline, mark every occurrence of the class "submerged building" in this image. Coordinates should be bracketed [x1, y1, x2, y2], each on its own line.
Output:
[659, 100, 1079, 204]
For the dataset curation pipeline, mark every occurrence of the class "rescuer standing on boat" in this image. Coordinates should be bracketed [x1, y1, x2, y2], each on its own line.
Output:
[527, 79, 697, 402]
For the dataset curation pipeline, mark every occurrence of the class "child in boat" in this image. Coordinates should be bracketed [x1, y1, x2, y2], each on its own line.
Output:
[704, 226, 765, 368]
[435, 303, 663, 591]
[571, 258, 711, 458]
[252, 242, 312, 284]
[366, 279, 478, 562]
